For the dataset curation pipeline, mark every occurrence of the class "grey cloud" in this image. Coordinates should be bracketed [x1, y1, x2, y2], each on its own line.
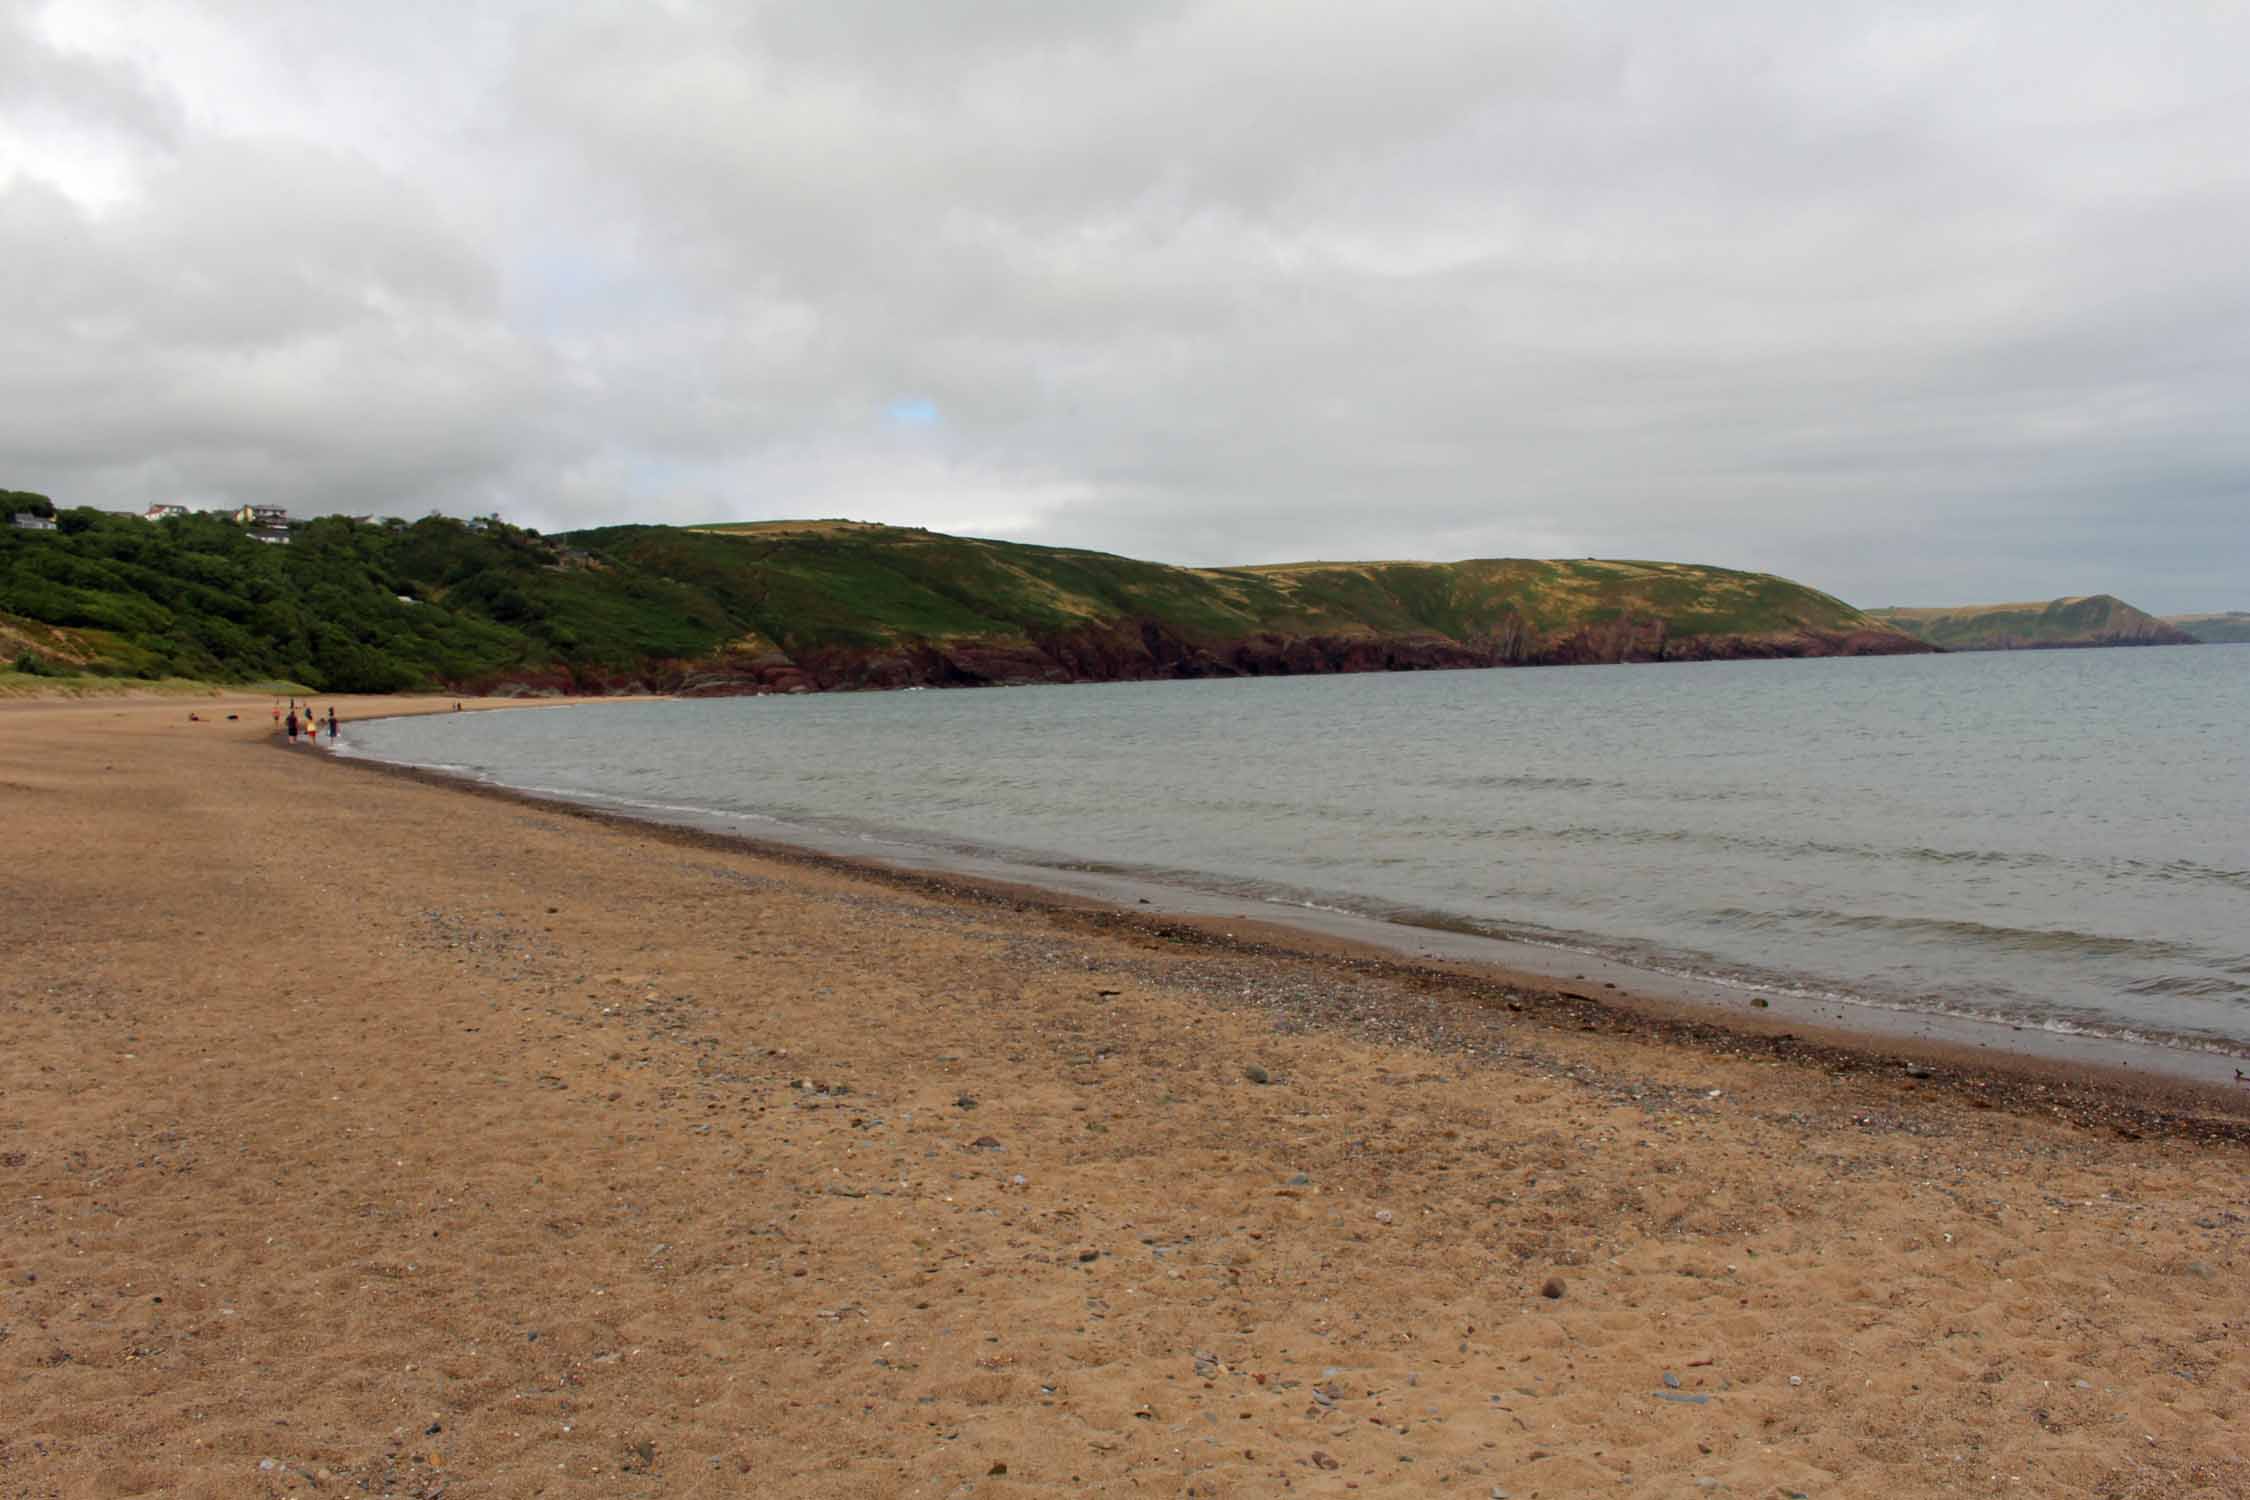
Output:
[0, 0, 177, 147]
[4, 0, 2247, 610]
[0, 132, 554, 513]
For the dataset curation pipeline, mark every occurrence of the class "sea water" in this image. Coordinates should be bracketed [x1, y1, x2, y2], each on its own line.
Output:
[346, 645, 2250, 1053]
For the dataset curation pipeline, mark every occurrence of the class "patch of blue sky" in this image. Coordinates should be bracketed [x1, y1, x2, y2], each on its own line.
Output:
[885, 396, 941, 428]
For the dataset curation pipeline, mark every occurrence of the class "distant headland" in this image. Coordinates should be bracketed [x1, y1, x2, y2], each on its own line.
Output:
[1869, 595, 2199, 651]
[2160, 611, 2250, 644]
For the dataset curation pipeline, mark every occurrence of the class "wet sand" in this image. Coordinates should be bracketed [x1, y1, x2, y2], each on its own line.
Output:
[3, 693, 2246, 1498]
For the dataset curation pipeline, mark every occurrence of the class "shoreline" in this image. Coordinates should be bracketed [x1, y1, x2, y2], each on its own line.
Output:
[7, 691, 2248, 1498]
[332, 701, 2250, 1109]
[325, 722, 2250, 1137]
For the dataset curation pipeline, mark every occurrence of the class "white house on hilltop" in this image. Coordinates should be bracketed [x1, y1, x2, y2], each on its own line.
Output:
[144, 503, 189, 521]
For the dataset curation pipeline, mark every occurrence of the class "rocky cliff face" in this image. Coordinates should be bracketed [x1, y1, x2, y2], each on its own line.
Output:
[469, 614, 1932, 697]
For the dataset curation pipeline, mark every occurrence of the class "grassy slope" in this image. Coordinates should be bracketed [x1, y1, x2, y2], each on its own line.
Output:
[605, 522, 1892, 655]
[1870, 595, 2193, 649]
[2161, 612, 2250, 644]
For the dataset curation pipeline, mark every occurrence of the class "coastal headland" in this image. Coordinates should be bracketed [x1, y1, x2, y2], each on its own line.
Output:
[1871, 596, 2197, 652]
[2163, 612, 2250, 644]
[4, 694, 2246, 1498]
[3, 507, 1931, 698]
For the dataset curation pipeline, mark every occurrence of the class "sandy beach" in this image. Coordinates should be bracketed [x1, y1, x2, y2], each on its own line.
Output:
[3, 693, 2245, 1499]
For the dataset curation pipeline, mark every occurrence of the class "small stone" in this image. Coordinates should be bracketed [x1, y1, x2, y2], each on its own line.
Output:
[1540, 1277, 1566, 1300]
[1243, 1065, 1271, 1085]
[1287, 1173, 1312, 1186]
[1375, 1210, 1394, 1225]
[1311, 1450, 1340, 1470]
[1662, 1371, 1681, 1388]
[1788, 1375, 1803, 1388]
[971, 1136, 1003, 1151]
[955, 1094, 977, 1109]
[988, 1461, 1008, 1475]
[1653, 1390, 1709, 1405]
[1751, 997, 1770, 1008]
[1078, 1249, 1099, 1263]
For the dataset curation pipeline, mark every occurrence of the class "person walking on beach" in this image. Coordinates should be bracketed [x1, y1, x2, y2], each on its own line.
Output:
[326, 708, 339, 740]
[284, 708, 299, 742]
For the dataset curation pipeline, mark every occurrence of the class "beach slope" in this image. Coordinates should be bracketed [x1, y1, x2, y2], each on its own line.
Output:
[2, 696, 2244, 1498]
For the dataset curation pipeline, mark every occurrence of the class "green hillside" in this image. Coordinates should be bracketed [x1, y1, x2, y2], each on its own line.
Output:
[571, 521, 1928, 689]
[1, 498, 1928, 695]
[2161, 611, 2250, 644]
[1870, 595, 2197, 651]
[0, 502, 730, 693]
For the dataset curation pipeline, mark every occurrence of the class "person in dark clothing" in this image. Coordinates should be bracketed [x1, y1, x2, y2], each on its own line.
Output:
[326, 709, 338, 739]
[284, 709, 299, 741]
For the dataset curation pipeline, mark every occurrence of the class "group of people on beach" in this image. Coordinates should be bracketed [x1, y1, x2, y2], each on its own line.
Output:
[277, 699, 337, 744]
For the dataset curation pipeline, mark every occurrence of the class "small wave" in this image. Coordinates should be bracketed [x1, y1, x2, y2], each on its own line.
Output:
[1433, 772, 1615, 794]
[1370, 914, 2250, 1054]
[2121, 857, 2250, 892]
[1895, 844, 2060, 869]
[1492, 823, 2087, 876]
[2121, 973, 2250, 1000]
[1710, 906, 2199, 960]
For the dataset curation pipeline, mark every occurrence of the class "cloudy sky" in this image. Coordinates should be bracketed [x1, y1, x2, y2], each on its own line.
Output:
[4, 0, 2246, 610]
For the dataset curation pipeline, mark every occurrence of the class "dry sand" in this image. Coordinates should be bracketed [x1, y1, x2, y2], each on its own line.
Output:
[2, 693, 2245, 1500]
